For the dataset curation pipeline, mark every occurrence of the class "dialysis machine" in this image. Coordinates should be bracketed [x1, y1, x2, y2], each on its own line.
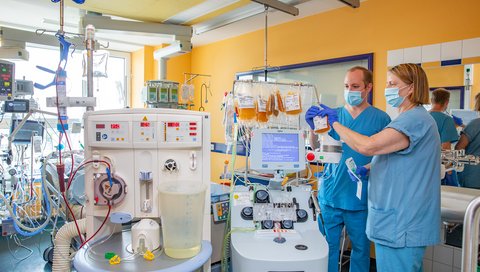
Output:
[231, 128, 329, 272]
[83, 108, 211, 254]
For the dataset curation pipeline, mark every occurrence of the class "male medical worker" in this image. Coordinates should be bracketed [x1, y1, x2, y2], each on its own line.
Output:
[305, 66, 390, 272]
[429, 88, 459, 149]
[429, 88, 459, 186]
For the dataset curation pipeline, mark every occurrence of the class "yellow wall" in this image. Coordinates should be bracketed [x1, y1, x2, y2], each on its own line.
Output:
[131, 45, 192, 107]
[132, 0, 480, 183]
[131, 46, 155, 108]
[424, 66, 464, 88]
[188, 0, 480, 182]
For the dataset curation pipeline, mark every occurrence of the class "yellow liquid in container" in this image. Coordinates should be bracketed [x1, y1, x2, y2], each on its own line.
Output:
[285, 92, 302, 115]
[165, 245, 201, 259]
[314, 116, 330, 134]
[237, 95, 256, 120]
[276, 91, 285, 113]
[256, 99, 268, 123]
[238, 108, 256, 120]
[314, 124, 330, 134]
[266, 93, 274, 116]
[158, 182, 206, 259]
[257, 111, 268, 123]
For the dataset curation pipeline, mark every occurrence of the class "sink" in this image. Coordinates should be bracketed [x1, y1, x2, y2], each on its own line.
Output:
[441, 186, 480, 223]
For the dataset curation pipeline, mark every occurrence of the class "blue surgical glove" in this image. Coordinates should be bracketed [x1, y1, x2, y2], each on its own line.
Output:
[318, 104, 339, 126]
[452, 115, 463, 126]
[348, 166, 369, 182]
[305, 106, 322, 130]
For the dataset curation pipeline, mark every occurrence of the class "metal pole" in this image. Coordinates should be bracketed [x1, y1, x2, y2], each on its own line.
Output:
[462, 196, 480, 272]
[264, 6, 268, 81]
[85, 25, 95, 111]
[59, 0, 64, 34]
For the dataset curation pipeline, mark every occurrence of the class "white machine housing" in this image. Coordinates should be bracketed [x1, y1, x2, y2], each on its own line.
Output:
[132, 218, 160, 253]
[231, 185, 328, 271]
[83, 108, 211, 245]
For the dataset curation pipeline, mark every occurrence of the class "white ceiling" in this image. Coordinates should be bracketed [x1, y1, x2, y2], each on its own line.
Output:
[1, 0, 353, 52]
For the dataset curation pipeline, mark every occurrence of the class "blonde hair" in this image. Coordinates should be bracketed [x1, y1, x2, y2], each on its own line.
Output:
[389, 63, 429, 106]
[475, 93, 480, 112]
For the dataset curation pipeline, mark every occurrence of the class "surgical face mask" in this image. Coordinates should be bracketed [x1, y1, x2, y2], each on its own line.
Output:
[344, 89, 363, 106]
[384, 85, 410, 108]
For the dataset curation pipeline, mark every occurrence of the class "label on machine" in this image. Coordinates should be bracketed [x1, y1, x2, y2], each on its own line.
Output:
[253, 203, 297, 221]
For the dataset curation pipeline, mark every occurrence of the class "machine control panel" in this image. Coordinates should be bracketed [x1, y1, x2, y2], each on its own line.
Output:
[0, 60, 14, 99]
[164, 121, 198, 143]
[133, 121, 155, 142]
[94, 122, 129, 142]
[236, 188, 311, 230]
[212, 200, 229, 223]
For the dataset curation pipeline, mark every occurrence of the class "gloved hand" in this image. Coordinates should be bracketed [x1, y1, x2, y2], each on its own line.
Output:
[452, 115, 463, 126]
[305, 106, 322, 130]
[348, 166, 369, 182]
[318, 104, 339, 126]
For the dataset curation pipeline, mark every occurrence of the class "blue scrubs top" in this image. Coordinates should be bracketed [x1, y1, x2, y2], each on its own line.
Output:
[319, 106, 390, 211]
[367, 106, 441, 248]
[458, 118, 480, 188]
[429, 111, 459, 143]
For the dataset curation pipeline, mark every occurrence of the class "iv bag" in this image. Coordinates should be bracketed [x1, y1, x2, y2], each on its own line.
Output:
[82, 50, 109, 78]
[181, 84, 194, 104]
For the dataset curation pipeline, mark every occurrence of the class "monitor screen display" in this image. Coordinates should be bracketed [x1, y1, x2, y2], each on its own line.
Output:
[10, 119, 45, 144]
[250, 129, 305, 172]
[261, 133, 299, 163]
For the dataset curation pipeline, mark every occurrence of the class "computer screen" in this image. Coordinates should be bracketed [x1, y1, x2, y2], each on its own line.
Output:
[10, 119, 45, 144]
[250, 128, 305, 172]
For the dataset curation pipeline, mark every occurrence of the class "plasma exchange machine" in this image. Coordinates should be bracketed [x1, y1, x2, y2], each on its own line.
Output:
[231, 128, 329, 272]
[74, 108, 212, 271]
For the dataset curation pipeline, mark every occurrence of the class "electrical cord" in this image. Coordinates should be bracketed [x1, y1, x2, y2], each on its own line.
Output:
[7, 234, 34, 261]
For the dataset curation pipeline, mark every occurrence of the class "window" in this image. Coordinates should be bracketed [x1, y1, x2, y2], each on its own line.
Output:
[13, 45, 130, 117]
[3, 45, 130, 152]
[237, 53, 373, 107]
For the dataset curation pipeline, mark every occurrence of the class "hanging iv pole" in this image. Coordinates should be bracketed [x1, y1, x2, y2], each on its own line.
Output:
[250, 0, 298, 80]
[264, 6, 268, 81]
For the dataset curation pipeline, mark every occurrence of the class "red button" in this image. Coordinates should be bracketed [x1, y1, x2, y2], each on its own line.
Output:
[190, 132, 197, 136]
[306, 152, 315, 161]
[190, 127, 197, 130]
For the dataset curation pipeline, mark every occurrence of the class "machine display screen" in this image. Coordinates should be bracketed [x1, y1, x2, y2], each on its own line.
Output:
[4, 99, 29, 113]
[261, 133, 299, 162]
[249, 129, 305, 172]
[10, 119, 45, 144]
[111, 124, 120, 129]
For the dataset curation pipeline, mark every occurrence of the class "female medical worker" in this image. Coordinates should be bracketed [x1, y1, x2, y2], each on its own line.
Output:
[455, 93, 480, 188]
[311, 63, 441, 272]
[306, 66, 390, 272]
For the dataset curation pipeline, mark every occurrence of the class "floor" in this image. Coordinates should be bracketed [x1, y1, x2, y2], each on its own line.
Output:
[340, 252, 377, 272]
[0, 231, 54, 272]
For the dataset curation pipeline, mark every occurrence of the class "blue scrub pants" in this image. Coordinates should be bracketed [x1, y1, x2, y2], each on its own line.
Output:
[319, 203, 370, 272]
[374, 243, 425, 272]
